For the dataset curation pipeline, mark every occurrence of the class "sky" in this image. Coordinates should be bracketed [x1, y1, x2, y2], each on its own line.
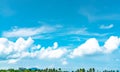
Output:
[0, 0, 120, 70]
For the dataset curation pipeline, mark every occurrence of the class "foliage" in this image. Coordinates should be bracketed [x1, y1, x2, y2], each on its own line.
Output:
[0, 68, 119, 72]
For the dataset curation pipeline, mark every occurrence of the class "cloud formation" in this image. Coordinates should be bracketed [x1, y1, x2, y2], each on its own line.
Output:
[79, 6, 120, 22]
[0, 37, 67, 63]
[70, 38, 101, 58]
[100, 24, 114, 29]
[38, 47, 67, 59]
[103, 36, 120, 53]
[70, 36, 120, 58]
[0, 37, 33, 55]
[53, 42, 58, 49]
[2, 25, 58, 38]
[66, 28, 108, 36]
[0, 36, 119, 63]
[0, 37, 34, 62]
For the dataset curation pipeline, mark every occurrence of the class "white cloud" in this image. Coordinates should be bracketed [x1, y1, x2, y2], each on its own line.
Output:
[38, 47, 67, 59]
[25, 42, 67, 59]
[8, 59, 19, 64]
[103, 36, 120, 53]
[0, 37, 34, 61]
[37, 42, 67, 59]
[53, 42, 58, 49]
[70, 38, 101, 58]
[0, 37, 68, 63]
[2, 25, 57, 38]
[70, 36, 120, 58]
[68, 28, 87, 35]
[62, 60, 68, 65]
[61, 58, 68, 65]
[66, 28, 108, 36]
[100, 24, 114, 29]
[13, 37, 34, 52]
[0, 35, 119, 61]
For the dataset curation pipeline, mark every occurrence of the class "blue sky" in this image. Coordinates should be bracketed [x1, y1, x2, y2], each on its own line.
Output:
[0, 0, 120, 70]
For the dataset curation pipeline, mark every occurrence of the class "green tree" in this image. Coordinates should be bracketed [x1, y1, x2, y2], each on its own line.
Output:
[93, 68, 95, 72]
[116, 70, 119, 72]
[58, 68, 62, 72]
[83, 68, 85, 72]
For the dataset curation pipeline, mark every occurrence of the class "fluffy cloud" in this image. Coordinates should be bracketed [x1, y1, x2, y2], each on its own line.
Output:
[70, 36, 120, 58]
[70, 38, 101, 58]
[103, 36, 120, 53]
[0, 36, 119, 62]
[100, 24, 114, 29]
[0, 37, 67, 63]
[27, 42, 67, 59]
[53, 42, 58, 49]
[0, 37, 33, 55]
[0, 37, 34, 60]
[37, 42, 67, 59]
[2, 25, 57, 38]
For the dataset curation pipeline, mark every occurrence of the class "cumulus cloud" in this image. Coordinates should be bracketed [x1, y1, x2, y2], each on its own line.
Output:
[0, 36, 119, 62]
[70, 36, 120, 58]
[26, 42, 67, 59]
[100, 24, 114, 29]
[70, 38, 101, 58]
[0, 37, 67, 63]
[0, 37, 34, 60]
[103, 36, 120, 53]
[38, 44, 67, 59]
[2, 25, 57, 38]
[0, 37, 33, 55]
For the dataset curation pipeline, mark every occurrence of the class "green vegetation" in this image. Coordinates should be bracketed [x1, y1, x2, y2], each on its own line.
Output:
[0, 68, 119, 72]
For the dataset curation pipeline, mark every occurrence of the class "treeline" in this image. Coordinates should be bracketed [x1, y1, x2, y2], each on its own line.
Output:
[75, 68, 119, 72]
[0, 68, 119, 72]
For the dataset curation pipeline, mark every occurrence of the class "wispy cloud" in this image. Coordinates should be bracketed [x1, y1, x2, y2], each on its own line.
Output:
[2, 25, 59, 38]
[100, 24, 114, 29]
[66, 27, 108, 36]
[8, 59, 19, 64]
[79, 6, 120, 22]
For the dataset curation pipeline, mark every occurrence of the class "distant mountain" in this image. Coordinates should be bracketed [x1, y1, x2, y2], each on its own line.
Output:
[28, 67, 39, 70]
